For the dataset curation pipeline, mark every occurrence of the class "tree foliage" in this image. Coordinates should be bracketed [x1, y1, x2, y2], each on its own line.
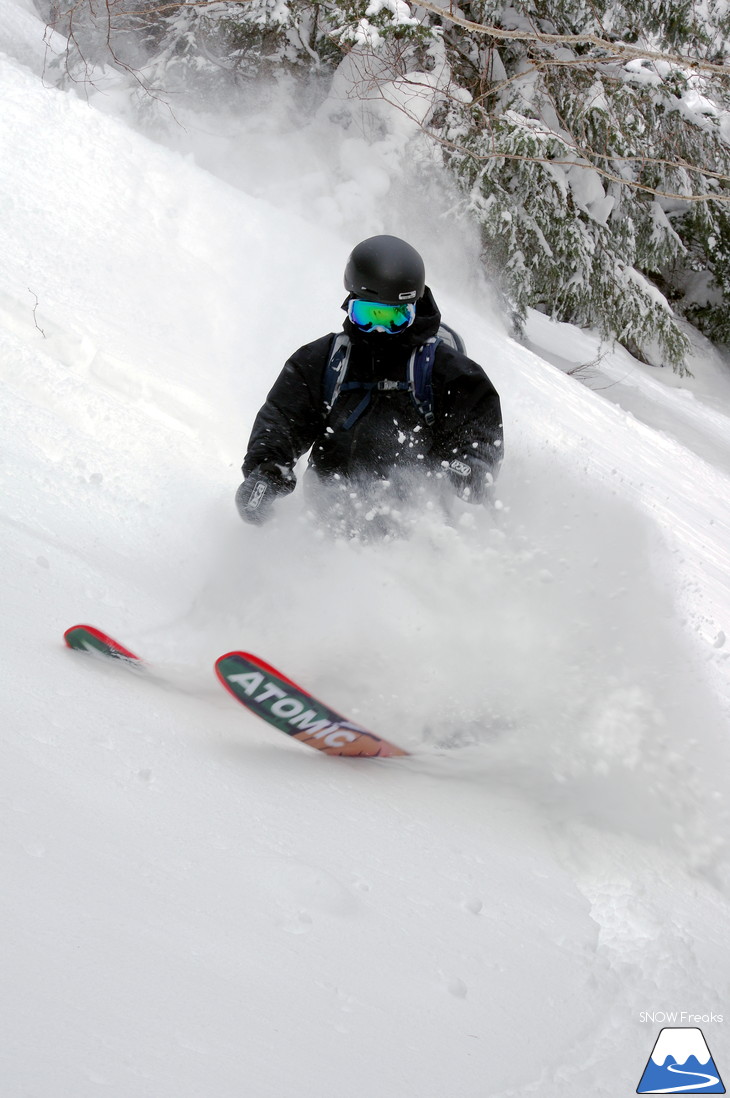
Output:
[41, 0, 730, 370]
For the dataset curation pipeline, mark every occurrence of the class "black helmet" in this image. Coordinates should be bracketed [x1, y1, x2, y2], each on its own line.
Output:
[344, 235, 426, 305]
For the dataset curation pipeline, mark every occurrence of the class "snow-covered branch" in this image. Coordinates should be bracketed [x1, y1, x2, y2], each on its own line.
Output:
[414, 0, 730, 79]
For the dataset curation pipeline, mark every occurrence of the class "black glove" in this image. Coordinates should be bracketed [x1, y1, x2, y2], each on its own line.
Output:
[235, 462, 295, 525]
[443, 453, 494, 504]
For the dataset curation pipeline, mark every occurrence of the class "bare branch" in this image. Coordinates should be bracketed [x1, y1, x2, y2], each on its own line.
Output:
[28, 289, 46, 338]
[414, 0, 730, 79]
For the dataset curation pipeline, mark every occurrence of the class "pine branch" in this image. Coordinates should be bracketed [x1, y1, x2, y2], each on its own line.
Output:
[414, 0, 730, 79]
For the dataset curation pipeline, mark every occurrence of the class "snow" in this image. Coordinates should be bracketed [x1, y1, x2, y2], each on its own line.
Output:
[338, 0, 419, 48]
[2, 4, 730, 1096]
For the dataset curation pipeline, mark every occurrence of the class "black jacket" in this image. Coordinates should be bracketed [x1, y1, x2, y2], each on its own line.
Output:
[243, 288, 503, 499]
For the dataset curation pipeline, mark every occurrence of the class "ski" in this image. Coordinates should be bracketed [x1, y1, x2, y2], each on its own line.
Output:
[65, 628, 408, 757]
[64, 624, 214, 697]
[215, 651, 408, 758]
[64, 624, 142, 664]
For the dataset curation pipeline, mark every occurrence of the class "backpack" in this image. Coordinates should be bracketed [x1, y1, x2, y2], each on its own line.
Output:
[322, 323, 465, 431]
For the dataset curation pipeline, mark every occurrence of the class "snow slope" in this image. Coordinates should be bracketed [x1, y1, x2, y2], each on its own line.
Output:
[2, 9, 730, 1096]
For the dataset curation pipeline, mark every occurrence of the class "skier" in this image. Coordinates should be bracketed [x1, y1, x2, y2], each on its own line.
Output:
[235, 235, 503, 530]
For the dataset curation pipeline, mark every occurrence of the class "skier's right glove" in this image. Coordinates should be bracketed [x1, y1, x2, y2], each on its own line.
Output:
[443, 453, 495, 504]
[235, 462, 296, 525]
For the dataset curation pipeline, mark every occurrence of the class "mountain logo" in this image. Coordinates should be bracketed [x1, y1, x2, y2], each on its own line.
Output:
[637, 1027, 725, 1093]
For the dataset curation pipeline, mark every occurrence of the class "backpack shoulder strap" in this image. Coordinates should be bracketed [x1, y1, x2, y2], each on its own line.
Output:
[408, 337, 440, 426]
[407, 322, 464, 424]
[323, 332, 352, 412]
[325, 328, 457, 429]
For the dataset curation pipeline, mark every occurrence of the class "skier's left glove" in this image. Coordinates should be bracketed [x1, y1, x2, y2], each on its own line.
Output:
[443, 453, 494, 504]
[235, 461, 296, 525]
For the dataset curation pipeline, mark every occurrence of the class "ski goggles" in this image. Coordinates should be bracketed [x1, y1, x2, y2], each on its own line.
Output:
[348, 298, 416, 334]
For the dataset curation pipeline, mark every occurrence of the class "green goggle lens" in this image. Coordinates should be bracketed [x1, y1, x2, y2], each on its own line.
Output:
[348, 299, 416, 334]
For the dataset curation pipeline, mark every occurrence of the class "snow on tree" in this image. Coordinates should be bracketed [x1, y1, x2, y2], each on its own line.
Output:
[39, 0, 730, 370]
[428, 0, 730, 369]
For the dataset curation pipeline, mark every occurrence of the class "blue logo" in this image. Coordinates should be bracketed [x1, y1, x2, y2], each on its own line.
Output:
[637, 1027, 725, 1093]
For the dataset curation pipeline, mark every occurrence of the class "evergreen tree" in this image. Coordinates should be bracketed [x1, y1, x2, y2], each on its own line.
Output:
[429, 0, 730, 368]
[41, 0, 730, 370]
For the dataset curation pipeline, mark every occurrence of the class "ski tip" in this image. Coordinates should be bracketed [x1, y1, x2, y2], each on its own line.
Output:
[64, 623, 95, 646]
[215, 650, 304, 692]
[64, 624, 141, 662]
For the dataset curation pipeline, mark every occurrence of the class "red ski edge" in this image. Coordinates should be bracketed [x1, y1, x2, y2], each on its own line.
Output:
[215, 650, 408, 758]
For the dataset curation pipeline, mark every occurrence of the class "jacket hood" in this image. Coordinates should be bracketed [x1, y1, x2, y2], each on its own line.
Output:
[341, 285, 442, 348]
